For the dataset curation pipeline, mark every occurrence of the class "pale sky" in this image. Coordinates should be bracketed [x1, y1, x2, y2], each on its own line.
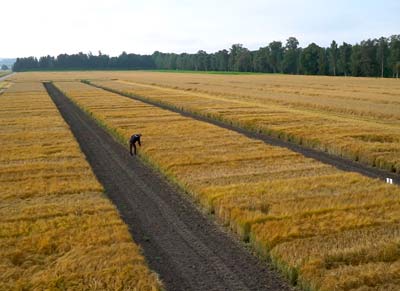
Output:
[2, 0, 399, 58]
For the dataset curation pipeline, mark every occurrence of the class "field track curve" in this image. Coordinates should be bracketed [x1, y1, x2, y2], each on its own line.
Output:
[44, 82, 293, 291]
[88, 81, 400, 185]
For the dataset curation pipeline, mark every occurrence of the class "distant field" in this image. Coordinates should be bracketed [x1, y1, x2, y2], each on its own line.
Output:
[95, 73, 400, 174]
[11, 71, 400, 173]
[54, 80, 400, 291]
[148, 69, 267, 75]
[0, 81, 161, 290]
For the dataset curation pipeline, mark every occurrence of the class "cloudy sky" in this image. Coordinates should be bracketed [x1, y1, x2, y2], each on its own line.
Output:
[2, 0, 399, 58]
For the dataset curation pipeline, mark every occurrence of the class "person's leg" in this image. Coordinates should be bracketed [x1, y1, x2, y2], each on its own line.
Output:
[133, 143, 137, 155]
[130, 142, 134, 156]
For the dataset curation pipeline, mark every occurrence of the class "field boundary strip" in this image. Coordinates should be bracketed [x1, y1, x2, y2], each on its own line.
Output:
[85, 80, 400, 185]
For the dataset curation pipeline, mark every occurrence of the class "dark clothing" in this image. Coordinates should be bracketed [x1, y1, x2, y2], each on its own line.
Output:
[130, 134, 141, 145]
[129, 134, 141, 155]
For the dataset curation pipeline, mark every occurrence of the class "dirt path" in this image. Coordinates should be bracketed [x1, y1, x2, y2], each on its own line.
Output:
[89, 81, 400, 185]
[44, 82, 293, 291]
[0, 72, 15, 82]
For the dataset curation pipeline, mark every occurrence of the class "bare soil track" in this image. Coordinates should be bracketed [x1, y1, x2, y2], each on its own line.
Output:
[44, 82, 293, 291]
[0, 72, 15, 82]
[89, 81, 400, 185]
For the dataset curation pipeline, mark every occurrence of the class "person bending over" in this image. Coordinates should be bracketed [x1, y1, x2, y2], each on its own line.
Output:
[129, 133, 142, 156]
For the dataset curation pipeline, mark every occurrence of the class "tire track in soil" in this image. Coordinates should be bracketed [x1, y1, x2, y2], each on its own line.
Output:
[88, 80, 400, 185]
[44, 82, 294, 291]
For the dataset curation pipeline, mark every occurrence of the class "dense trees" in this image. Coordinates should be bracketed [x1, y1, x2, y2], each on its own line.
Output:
[389, 35, 400, 78]
[328, 41, 338, 76]
[268, 41, 284, 73]
[338, 42, 352, 76]
[13, 52, 156, 72]
[300, 43, 320, 75]
[282, 37, 300, 74]
[13, 35, 400, 77]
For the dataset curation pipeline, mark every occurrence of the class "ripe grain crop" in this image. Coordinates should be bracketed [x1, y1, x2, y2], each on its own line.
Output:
[0, 81, 10, 94]
[55, 80, 400, 291]
[83, 72, 400, 174]
[0, 81, 161, 290]
[114, 72, 400, 120]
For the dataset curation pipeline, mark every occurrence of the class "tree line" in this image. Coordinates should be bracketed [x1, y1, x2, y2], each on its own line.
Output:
[13, 35, 400, 78]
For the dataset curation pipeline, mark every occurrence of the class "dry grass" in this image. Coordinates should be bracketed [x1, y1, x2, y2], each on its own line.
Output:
[80, 72, 400, 174]
[0, 81, 162, 290]
[55, 80, 400, 291]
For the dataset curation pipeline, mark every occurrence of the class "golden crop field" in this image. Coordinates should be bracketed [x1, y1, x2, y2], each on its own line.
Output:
[0, 81, 161, 290]
[55, 80, 400, 291]
[0, 80, 11, 93]
[86, 73, 400, 174]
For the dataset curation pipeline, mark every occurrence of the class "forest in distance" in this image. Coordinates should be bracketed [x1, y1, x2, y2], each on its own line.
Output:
[13, 35, 400, 78]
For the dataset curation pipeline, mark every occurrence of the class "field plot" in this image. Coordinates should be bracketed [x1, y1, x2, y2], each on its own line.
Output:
[55, 80, 400, 291]
[0, 82, 161, 290]
[88, 72, 400, 174]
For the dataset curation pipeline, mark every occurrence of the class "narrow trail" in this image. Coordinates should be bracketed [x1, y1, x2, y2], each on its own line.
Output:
[44, 82, 293, 291]
[88, 81, 400, 185]
[0, 72, 15, 82]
